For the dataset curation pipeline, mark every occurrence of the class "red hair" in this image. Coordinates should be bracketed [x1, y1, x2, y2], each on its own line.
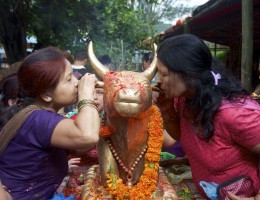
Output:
[18, 46, 66, 97]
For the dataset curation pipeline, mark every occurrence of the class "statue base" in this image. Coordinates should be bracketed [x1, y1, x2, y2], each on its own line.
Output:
[80, 165, 178, 200]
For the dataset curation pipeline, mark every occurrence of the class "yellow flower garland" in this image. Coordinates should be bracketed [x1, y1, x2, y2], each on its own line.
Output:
[99, 105, 163, 200]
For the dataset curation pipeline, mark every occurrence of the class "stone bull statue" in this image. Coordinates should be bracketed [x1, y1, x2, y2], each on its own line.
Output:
[86, 42, 163, 199]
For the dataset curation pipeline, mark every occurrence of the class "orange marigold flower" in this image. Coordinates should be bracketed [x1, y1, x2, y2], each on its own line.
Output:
[100, 126, 112, 137]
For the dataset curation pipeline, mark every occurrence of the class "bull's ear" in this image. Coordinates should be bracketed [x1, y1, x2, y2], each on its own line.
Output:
[142, 43, 157, 82]
[88, 41, 110, 80]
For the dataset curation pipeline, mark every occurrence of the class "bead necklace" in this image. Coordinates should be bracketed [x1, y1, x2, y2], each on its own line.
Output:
[106, 138, 147, 188]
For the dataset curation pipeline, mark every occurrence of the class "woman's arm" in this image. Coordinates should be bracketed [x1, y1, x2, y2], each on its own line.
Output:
[51, 73, 100, 150]
[154, 93, 180, 140]
[161, 109, 180, 140]
[162, 130, 177, 148]
[0, 180, 12, 200]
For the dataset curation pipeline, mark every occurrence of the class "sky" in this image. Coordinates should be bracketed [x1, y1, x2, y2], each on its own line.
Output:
[168, 0, 209, 24]
[176, 0, 209, 7]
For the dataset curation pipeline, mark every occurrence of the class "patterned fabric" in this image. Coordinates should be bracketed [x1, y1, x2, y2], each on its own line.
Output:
[217, 176, 255, 200]
[0, 110, 67, 200]
[175, 97, 260, 199]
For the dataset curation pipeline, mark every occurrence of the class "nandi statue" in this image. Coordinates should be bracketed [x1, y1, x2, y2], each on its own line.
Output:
[81, 42, 177, 200]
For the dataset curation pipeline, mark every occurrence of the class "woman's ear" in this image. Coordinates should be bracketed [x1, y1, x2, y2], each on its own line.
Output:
[8, 98, 18, 106]
[40, 93, 52, 102]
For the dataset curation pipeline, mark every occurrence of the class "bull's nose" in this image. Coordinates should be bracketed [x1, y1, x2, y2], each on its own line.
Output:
[117, 88, 141, 103]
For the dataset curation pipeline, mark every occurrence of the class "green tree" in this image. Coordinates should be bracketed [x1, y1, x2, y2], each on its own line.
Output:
[0, 0, 193, 66]
[0, 0, 31, 64]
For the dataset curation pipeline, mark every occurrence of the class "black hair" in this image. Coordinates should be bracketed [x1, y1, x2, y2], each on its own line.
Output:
[157, 34, 249, 141]
[74, 49, 87, 61]
[98, 55, 112, 66]
[1, 73, 18, 106]
[142, 52, 153, 64]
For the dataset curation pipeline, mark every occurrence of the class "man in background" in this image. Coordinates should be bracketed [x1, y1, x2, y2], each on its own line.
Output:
[71, 49, 88, 80]
[98, 55, 112, 70]
[63, 49, 87, 114]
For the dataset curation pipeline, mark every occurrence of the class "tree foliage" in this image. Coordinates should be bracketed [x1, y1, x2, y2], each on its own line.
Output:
[0, 0, 193, 67]
[0, 0, 31, 64]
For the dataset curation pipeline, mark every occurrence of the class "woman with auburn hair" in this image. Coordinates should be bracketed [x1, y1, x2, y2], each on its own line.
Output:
[155, 34, 260, 200]
[0, 46, 100, 200]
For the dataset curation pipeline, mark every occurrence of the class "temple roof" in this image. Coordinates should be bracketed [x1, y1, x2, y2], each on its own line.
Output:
[160, 0, 260, 49]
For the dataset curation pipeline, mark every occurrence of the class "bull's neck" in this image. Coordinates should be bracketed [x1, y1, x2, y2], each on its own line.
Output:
[107, 116, 150, 164]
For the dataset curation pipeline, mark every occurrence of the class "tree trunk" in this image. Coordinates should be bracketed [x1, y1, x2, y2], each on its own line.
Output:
[0, 1, 28, 64]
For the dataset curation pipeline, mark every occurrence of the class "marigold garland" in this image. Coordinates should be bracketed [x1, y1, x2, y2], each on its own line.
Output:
[99, 105, 163, 200]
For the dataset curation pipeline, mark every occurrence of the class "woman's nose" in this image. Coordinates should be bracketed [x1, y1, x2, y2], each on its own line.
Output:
[93, 92, 98, 100]
[156, 73, 162, 83]
[74, 76, 79, 86]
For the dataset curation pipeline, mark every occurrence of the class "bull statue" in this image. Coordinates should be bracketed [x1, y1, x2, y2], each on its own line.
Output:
[85, 42, 164, 199]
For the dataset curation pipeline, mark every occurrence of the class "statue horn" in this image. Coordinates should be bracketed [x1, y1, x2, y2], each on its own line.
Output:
[88, 41, 110, 80]
[142, 43, 158, 82]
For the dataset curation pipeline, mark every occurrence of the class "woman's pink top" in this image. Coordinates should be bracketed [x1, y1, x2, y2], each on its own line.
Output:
[175, 98, 260, 198]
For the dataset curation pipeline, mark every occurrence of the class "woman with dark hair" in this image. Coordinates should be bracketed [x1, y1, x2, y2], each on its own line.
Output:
[1, 73, 19, 107]
[0, 46, 100, 200]
[155, 34, 260, 200]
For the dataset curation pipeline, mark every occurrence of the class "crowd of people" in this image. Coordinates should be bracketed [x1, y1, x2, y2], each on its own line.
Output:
[0, 34, 259, 200]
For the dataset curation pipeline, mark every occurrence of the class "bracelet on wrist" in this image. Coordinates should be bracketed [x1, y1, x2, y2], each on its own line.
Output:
[77, 99, 95, 108]
[78, 103, 98, 112]
[77, 99, 98, 112]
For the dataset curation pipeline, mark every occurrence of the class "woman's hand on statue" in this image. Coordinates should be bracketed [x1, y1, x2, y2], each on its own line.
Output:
[227, 191, 260, 200]
[153, 92, 173, 113]
[78, 73, 97, 100]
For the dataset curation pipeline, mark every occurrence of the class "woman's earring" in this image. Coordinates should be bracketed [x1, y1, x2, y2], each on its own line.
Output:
[47, 97, 52, 102]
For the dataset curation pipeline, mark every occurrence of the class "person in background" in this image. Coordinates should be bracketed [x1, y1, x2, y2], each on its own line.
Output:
[98, 55, 112, 70]
[1, 73, 19, 107]
[162, 130, 184, 158]
[0, 46, 100, 200]
[63, 51, 74, 65]
[155, 34, 260, 199]
[141, 52, 153, 71]
[63, 49, 88, 114]
[61, 85, 104, 199]
[71, 49, 88, 80]
[68, 86, 104, 166]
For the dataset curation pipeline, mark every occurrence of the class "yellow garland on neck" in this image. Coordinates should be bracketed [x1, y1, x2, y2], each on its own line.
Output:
[99, 105, 163, 200]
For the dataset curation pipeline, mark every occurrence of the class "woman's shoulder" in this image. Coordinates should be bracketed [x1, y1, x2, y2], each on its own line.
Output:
[19, 110, 67, 146]
[219, 98, 260, 111]
[217, 98, 260, 123]
[25, 109, 66, 128]
[31, 109, 66, 117]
